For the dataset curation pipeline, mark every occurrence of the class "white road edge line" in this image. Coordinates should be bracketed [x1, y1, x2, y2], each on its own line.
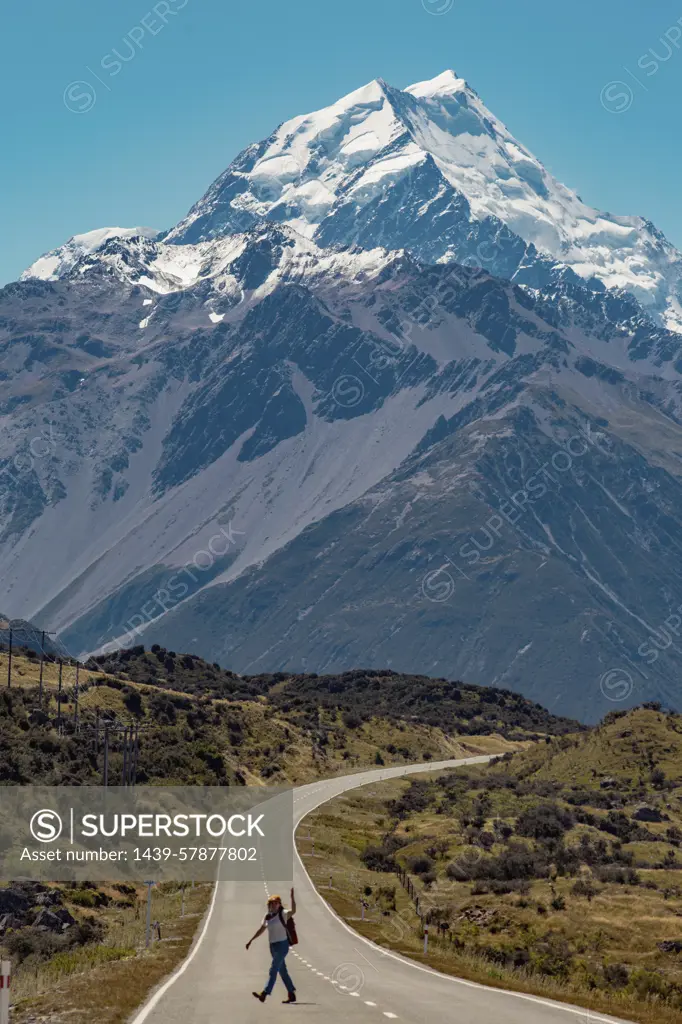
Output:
[295, 757, 632, 1024]
[130, 881, 219, 1024]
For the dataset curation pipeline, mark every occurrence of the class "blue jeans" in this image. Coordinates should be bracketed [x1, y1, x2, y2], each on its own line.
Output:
[264, 939, 295, 996]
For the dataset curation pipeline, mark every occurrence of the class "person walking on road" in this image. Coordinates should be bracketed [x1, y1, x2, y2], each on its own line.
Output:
[247, 888, 297, 1004]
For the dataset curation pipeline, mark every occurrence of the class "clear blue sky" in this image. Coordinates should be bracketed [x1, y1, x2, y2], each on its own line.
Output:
[3, 0, 682, 284]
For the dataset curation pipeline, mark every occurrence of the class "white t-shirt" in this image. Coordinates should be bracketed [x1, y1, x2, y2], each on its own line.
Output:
[263, 908, 291, 943]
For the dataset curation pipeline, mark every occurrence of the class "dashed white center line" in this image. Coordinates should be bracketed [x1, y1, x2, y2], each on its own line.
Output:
[383, 1014, 398, 1019]
[364, 1002, 377, 1007]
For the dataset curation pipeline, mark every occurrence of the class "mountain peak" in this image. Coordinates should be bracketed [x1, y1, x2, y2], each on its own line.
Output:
[328, 77, 389, 110]
[405, 68, 464, 97]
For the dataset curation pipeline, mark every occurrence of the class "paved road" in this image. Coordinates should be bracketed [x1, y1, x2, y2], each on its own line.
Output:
[134, 757, 632, 1024]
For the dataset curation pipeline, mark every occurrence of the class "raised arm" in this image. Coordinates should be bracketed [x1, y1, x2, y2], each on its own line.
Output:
[289, 887, 296, 915]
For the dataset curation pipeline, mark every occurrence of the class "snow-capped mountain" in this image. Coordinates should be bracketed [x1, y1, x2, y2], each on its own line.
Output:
[24, 72, 682, 334]
[22, 227, 160, 282]
[166, 70, 682, 333]
[5, 72, 682, 722]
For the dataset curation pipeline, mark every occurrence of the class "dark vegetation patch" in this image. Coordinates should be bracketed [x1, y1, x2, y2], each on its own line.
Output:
[89, 649, 583, 740]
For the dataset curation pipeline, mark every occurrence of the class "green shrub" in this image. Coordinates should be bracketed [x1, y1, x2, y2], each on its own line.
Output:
[516, 803, 574, 841]
[628, 968, 670, 1000]
[530, 933, 574, 978]
[407, 855, 435, 876]
[361, 845, 397, 872]
[68, 888, 109, 908]
[603, 962, 629, 988]
[4, 927, 63, 964]
[571, 879, 600, 901]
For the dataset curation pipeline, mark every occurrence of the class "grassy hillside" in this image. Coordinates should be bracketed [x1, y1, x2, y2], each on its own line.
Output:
[0, 646, 524, 786]
[503, 704, 682, 783]
[89, 644, 583, 738]
[298, 707, 682, 1024]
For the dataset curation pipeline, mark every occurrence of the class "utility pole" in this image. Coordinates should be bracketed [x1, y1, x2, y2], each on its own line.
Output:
[120, 725, 139, 787]
[127, 725, 133, 786]
[6, 627, 12, 688]
[73, 662, 79, 731]
[144, 882, 154, 948]
[122, 726, 129, 786]
[103, 725, 109, 787]
[57, 661, 63, 731]
[39, 630, 45, 702]
[37, 629, 56, 705]
[131, 724, 139, 786]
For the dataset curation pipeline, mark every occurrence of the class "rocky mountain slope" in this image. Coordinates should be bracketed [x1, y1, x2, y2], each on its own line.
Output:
[3, 72, 682, 722]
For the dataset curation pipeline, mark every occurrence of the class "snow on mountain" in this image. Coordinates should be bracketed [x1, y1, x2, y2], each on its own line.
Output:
[18, 222, 412, 337]
[22, 227, 160, 282]
[22, 71, 682, 331]
[166, 70, 682, 333]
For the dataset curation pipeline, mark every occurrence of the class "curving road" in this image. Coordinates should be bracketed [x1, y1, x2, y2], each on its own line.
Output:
[133, 757, 632, 1024]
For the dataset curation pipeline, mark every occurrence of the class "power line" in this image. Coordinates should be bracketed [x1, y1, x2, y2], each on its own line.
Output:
[1, 625, 149, 784]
